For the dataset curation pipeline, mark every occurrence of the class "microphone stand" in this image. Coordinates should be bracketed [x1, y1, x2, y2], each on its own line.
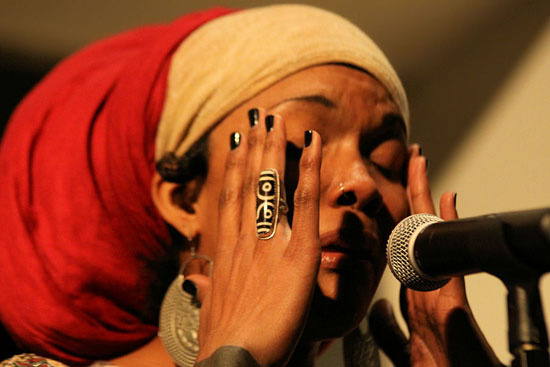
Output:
[505, 277, 549, 367]
[489, 208, 550, 366]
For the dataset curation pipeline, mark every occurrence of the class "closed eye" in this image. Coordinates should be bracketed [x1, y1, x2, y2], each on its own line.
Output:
[359, 114, 406, 157]
[360, 114, 407, 184]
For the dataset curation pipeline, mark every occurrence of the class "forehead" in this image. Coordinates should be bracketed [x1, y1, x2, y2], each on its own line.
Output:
[210, 64, 403, 147]
[255, 64, 398, 111]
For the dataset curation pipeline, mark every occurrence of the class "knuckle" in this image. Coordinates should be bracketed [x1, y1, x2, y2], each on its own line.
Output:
[264, 135, 285, 153]
[293, 187, 313, 208]
[410, 189, 427, 201]
[218, 186, 242, 207]
[231, 240, 245, 258]
[247, 132, 262, 149]
[238, 232, 254, 245]
[299, 155, 318, 172]
[225, 151, 245, 171]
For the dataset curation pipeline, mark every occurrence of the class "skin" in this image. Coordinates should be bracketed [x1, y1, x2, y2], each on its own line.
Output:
[195, 65, 409, 342]
[113, 65, 499, 366]
[191, 65, 408, 366]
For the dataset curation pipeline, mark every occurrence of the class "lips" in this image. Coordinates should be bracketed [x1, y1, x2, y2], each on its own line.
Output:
[319, 229, 379, 268]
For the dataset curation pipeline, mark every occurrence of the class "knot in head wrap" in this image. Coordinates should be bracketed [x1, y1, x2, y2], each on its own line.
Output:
[0, 5, 407, 365]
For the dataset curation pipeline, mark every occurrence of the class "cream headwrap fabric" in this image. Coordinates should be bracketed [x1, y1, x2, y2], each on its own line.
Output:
[156, 4, 408, 160]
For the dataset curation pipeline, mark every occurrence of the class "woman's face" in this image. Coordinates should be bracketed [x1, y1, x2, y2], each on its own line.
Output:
[195, 64, 409, 340]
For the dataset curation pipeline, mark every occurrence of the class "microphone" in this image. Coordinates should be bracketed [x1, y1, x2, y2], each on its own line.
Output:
[386, 208, 550, 291]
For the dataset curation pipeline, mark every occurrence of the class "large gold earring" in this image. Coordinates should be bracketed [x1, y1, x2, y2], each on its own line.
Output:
[158, 241, 213, 367]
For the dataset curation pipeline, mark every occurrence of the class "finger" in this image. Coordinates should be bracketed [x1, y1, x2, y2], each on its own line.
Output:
[274, 131, 322, 340]
[215, 110, 268, 325]
[211, 131, 248, 308]
[254, 114, 290, 256]
[219, 111, 270, 310]
[368, 299, 411, 367]
[406, 145, 435, 215]
[259, 114, 287, 209]
[438, 191, 468, 300]
[407, 143, 421, 160]
[439, 191, 458, 221]
[216, 131, 248, 252]
[225, 108, 267, 269]
[241, 108, 268, 235]
[284, 130, 321, 263]
[406, 144, 420, 213]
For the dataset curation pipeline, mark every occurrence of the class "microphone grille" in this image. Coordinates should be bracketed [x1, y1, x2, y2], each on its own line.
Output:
[386, 213, 450, 291]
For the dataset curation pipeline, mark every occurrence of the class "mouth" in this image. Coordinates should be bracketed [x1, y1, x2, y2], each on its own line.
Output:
[319, 229, 379, 270]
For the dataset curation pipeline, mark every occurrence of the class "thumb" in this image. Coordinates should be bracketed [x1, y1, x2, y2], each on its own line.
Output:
[184, 274, 210, 304]
[368, 299, 411, 367]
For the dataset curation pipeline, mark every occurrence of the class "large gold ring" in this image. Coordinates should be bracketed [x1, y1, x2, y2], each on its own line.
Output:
[256, 169, 287, 240]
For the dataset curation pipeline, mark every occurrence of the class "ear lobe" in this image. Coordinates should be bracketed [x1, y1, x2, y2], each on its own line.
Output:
[151, 172, 202, 239]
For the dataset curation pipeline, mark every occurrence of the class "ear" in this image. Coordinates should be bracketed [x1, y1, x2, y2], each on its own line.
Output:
[151, 172, 203, 240]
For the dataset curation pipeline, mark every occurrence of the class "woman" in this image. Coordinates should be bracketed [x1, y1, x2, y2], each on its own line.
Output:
[0, 4, 500, 367]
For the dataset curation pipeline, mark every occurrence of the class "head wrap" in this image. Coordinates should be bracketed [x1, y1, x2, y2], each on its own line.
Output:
[0, 7, 235, 365]
[0, 4, 407, 365]
[157, 4, 408, 159]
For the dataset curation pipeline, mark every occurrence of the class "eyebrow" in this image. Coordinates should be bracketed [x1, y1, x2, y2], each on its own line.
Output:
[270, 94, 406, 139]
[270, 94, 337, 109]
[381, 114, 407, 138]
[361, 113, 407, 150]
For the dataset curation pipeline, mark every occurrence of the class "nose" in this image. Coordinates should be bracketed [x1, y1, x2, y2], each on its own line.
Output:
[328, 161, 383, 217]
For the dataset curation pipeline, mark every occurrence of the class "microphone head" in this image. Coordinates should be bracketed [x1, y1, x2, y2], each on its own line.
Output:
[386, 213, 450, 291]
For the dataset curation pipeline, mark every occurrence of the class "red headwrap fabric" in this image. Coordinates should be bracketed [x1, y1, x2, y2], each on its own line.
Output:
[0, 8, 235, 365]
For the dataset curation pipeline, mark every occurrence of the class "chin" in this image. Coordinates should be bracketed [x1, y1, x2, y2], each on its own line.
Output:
[301, 263, 383, 341]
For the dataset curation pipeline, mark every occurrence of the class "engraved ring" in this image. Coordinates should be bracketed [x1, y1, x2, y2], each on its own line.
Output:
[256, 168, 287, 240]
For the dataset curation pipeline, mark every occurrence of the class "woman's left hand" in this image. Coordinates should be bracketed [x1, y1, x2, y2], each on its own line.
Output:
[370, 145, 503, 367]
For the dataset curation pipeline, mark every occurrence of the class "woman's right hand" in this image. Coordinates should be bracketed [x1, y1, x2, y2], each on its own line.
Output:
[368, 146, 502, 367]
[187, 110, 323, 366]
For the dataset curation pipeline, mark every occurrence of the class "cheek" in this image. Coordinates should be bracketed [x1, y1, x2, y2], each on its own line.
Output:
[377, 181, 408, 241]
[380, 181, 408, 220]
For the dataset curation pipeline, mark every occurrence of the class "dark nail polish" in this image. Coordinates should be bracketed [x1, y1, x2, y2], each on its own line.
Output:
[182, 279, 197, 296]
[248, 108, 259, 127]
[453, 193, 457, 207]
[230, 132, 241, 150]
[265, 115, 274, 132]
[304, 130, 312, 147]
[418, 145, 423, 156]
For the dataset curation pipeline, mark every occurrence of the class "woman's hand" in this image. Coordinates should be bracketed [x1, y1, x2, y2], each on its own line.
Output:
[370, 145, 503, 367]
[188, 111, 322, 366]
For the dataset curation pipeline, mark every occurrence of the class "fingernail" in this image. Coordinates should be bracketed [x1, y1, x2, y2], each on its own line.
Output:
[230, 132, 241, 150]
[265, 115, 274, 132]
[418, 145, 423, 156]
[182, 279, 197, 296]
[304, 130, 312, 147]
[453, 192, 457, 208]
[248, 108, 259, 127]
